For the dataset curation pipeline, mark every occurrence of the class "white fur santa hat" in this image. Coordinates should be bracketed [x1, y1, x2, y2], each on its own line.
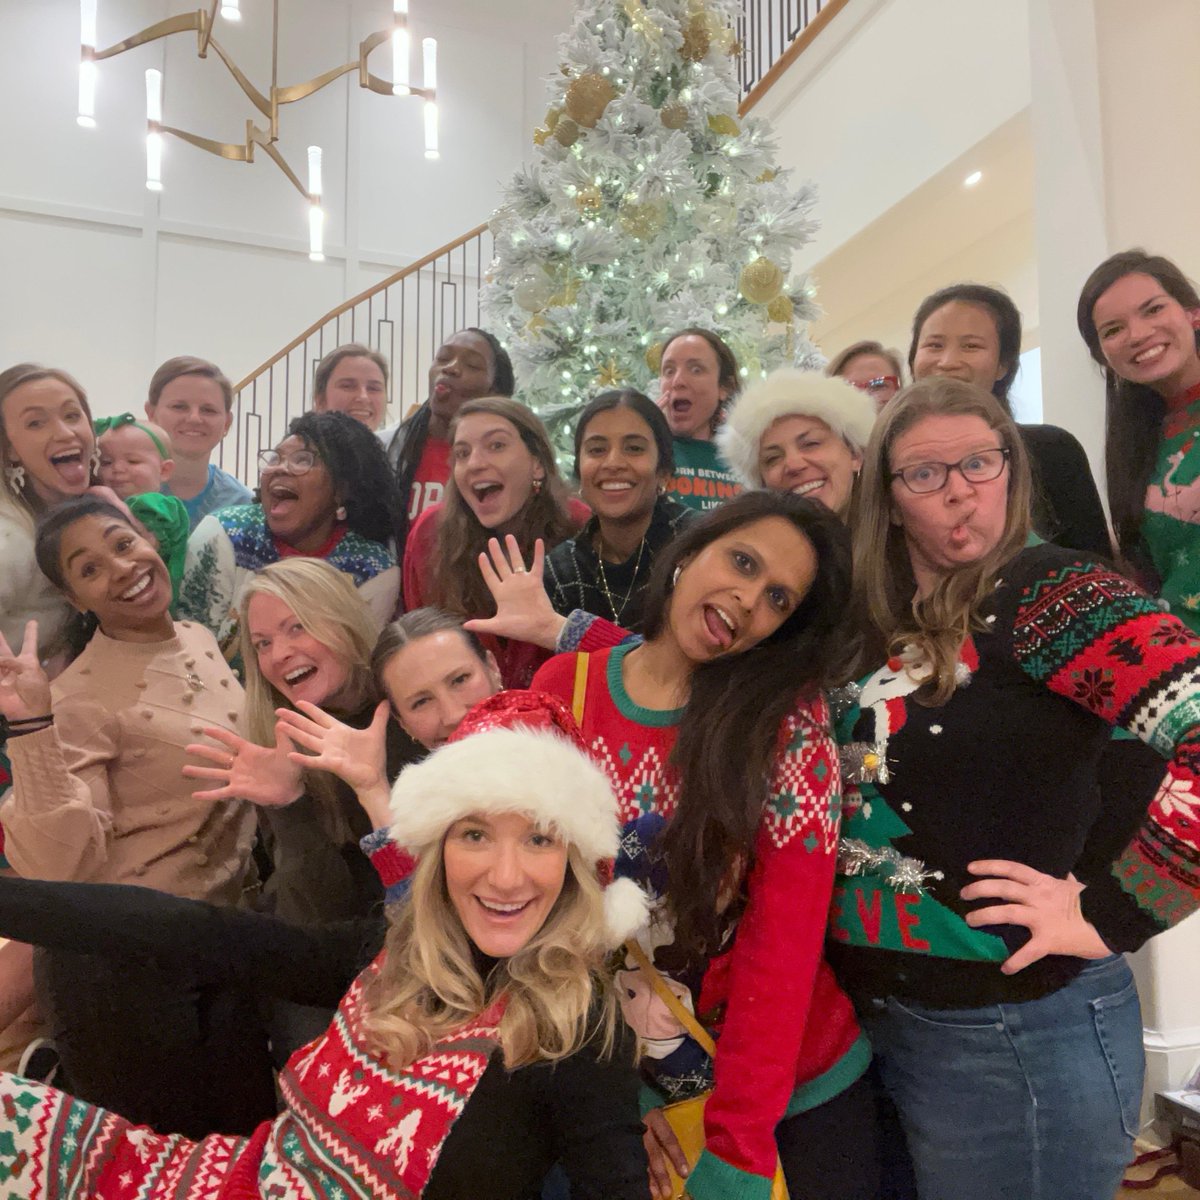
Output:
[389, 690, 651, 946]
[716, 368, 877, 488]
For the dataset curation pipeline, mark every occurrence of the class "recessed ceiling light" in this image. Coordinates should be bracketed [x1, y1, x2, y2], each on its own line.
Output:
[964, 170, 983, 188]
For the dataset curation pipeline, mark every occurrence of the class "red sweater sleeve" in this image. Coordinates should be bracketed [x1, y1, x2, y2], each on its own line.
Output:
[697, 700, 844, 1185]
[531, 653, 578, 704]
[401, 503, 441, 612]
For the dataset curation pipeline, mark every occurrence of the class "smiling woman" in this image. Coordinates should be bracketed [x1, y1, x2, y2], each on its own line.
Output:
[0, 495, 259, 1134]
[177, 411, 402, 663]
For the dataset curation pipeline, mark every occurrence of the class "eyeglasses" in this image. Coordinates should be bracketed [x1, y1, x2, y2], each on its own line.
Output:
[851, 375, 900, 397]
[258, 448, 317, 475]
[891, 447, 1010, 494]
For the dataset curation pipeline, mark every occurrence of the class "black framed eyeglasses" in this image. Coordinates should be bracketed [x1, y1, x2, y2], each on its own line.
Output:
[258, 448, 317, 475]
[891, 447, 1010, 494]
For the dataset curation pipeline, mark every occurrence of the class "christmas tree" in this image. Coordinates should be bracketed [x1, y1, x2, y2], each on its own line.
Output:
[482, 0, 823, 459]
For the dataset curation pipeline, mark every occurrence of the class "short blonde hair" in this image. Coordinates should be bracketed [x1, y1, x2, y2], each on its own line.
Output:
[852, 376, 1032, 703]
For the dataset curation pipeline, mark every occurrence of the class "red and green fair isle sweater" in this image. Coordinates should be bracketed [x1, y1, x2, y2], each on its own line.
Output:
[829, 543, 1200, 1009]
[0, 954, 504, 1200]
[533, 643, 870, 1200]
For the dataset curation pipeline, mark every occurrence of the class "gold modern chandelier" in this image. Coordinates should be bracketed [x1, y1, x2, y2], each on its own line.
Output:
[76, 0, 438, 260]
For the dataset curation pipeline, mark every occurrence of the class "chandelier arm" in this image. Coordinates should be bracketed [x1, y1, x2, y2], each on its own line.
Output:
[274, 62, 358, 106]
[254, 135, 311, 200]
[92, 11, 201, 61]
[158, 123, 251, 161]
[198, 0, 220, 58]
[205, 35, 272, 117]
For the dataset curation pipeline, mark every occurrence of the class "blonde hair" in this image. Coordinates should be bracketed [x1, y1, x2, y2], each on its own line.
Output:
[0, 363, 95, 531]
[431, 397, 576, 619]
[362, 841, 617, 1070]
[238, 558, 381, 840]
[852, 376, 1032, 704]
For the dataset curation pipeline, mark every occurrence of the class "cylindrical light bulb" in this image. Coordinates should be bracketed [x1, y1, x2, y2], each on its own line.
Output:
[80, 0, 97, 49]
[309, 204, 325, 261]
[423, 100, 439, 159]
[145, 68, 162, 123]
[220, 1, 241, 20]
[422, 37, 437, 94]
[146, 131, 163, 191]
[306, 145, 323, 198]
[393, 0, 408, 14]
[77, 61, 97, 128]
[392, 27, 410, 96]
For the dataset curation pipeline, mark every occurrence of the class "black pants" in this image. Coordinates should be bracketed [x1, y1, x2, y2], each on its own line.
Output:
[775, 1073, 883, 1200]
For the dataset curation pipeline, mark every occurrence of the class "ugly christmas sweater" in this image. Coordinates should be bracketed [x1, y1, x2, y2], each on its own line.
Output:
[533, 643, 870, 1200]
[1142, 380, 1200, 633]
[829, 542, 1200, 1010]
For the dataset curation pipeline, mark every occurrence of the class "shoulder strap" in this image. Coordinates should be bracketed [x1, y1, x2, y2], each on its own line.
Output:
[624, 939, 716, 1058]
[571, 651, 590, 726]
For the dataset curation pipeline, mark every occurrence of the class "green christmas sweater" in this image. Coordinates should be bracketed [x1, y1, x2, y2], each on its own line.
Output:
[1143, 381, 1200, 632]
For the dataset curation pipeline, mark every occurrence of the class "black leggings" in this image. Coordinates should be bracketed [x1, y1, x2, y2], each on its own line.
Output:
[776, 1073, 882, 1200]
[0, 876, 383, 1135]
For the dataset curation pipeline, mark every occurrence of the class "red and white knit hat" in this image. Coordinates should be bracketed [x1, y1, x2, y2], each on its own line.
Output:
[389, 690, 650, 945]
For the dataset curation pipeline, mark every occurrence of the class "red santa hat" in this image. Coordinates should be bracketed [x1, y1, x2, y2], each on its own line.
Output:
[389, 690, 650, 945]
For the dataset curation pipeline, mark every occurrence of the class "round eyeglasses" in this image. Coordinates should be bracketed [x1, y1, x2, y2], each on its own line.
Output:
[891, 447, 1010, 494]
[258, 448, 317, 475]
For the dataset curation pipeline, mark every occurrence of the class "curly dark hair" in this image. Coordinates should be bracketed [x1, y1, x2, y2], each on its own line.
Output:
[639, 490, 855, 965]
[286, 411, 402, 547]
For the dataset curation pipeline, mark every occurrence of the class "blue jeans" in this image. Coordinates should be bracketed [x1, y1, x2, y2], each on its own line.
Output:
[860, 955, 1143, 1200]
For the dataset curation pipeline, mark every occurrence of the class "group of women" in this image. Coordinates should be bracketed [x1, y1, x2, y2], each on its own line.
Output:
[0, 247, 1195, 1200]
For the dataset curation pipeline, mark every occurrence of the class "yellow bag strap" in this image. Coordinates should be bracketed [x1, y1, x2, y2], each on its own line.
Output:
[624, 939, 717, 1058]
[571, 652, 590, 726]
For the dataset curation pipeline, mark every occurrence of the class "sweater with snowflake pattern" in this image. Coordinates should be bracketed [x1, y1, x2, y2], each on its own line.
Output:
[830, 543, 1200, 1009]
[533, 643, 869, 1200]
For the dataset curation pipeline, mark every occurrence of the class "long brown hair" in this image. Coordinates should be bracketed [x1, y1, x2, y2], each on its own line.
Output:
[0, 363, 95, 527]
[639, 491, 855, 964]
[852, 376, 1032, 704]
[430, 397, 576, 619]
[1076, 249, 1200, 567]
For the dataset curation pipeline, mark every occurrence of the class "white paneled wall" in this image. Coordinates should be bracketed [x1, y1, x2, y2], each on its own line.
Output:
[0, 0, 567, 416]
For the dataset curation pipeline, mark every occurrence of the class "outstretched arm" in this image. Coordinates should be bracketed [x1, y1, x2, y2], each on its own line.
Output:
[0, 873, 383, 1007]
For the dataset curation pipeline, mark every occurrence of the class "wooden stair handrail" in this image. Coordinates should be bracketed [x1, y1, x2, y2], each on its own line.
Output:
[233, 221, 491, 393]
[738, 0, 851, 116]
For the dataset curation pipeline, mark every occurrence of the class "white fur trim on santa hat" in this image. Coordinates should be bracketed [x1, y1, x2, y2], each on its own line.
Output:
[603, 876, 652, 944]
[390, 726, 619, 864]
[716, 369, 877, 488]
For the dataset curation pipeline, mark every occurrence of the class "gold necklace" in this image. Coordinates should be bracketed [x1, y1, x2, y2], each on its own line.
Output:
[595, 534, 646, 623]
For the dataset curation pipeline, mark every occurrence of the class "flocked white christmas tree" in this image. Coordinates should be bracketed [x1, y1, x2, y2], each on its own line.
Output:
[482, 0, 823, 458]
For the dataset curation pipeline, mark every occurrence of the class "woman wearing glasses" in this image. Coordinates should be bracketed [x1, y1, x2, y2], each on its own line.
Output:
[178, 412, 402, 662]
[832, 375, 1200, 1199]
[907, 282, 1111, 558]
[826, 340, 905, 413]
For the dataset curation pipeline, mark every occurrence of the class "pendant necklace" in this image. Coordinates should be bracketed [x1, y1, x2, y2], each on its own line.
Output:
[595, 534, 646, 623]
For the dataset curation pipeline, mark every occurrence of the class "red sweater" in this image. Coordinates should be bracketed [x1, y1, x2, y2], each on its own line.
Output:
[402, 498, 590, 688]
[533, 644, 869, 1199]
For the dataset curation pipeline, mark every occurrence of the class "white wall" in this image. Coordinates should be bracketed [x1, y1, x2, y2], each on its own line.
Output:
[0, 0, 568, 416]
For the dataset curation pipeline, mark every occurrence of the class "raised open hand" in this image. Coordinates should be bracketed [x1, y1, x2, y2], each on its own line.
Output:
[463, 535, 565, 650]
[0, 621, 51, 722]
[183, 725, 304, 807]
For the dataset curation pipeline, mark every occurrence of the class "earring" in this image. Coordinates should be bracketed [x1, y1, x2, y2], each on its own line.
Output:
[89, 446, 102, 477]
[4, 463, 25, 494]
[672, 565, 682, 587]
[335, 505, 347, 522]
[532, 477, 544, 495]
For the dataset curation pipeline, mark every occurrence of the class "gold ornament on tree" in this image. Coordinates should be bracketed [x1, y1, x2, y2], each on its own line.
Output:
[597, 357, 627, 387]
[739, 256, 785, 305]
[545, 108, 562, 132]
[564, 73, 616, 128]
[575, 185, 602, 217]
[767, 294, 794, 323]
[679, 15, 710, 61]
[707, 113, 740, 137]
[621, 0, 663, 44]
[533, 127, 550, 145]
[513, 268, 556, 313]
[546, 267, 582, 308]
[660, 101, 688, 129]
[644, 342, 664, 373]
[554, 117, 580, 147]
[618, 194, 668, 240]
[756, 168, 778, 183]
